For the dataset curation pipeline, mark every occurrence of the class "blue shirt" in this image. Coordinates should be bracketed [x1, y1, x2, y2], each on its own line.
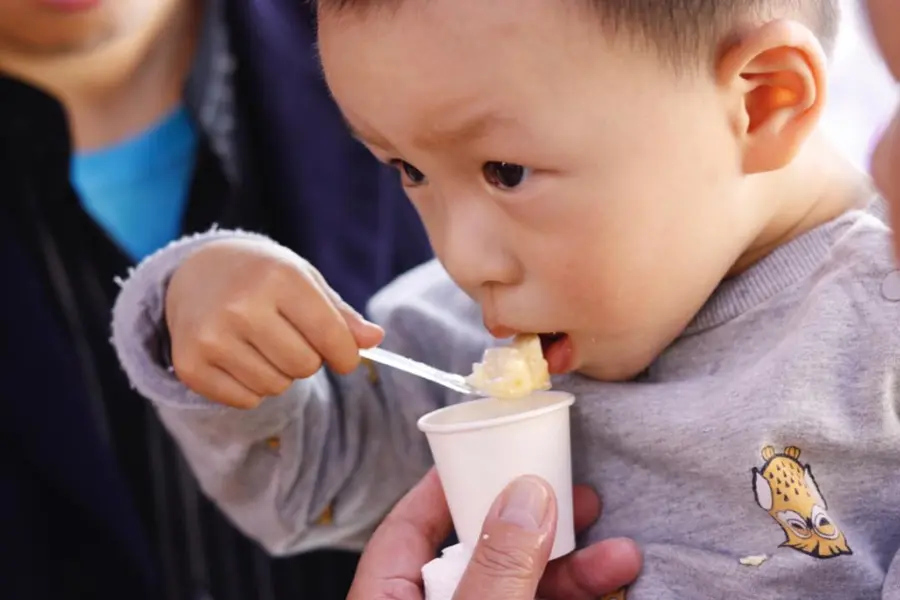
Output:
[72, 106, 198, 261]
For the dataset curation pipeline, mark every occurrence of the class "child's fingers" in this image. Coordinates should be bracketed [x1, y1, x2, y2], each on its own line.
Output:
[253, 312, 325, 379]
[182, 364, 263, 410]
[212, 341, 293, 398]
[278, 297, 360, 374]
[277, 279, 365, 375]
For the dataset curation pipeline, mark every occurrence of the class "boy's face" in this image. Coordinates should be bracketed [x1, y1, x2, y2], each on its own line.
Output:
[320, 0, 755, 381]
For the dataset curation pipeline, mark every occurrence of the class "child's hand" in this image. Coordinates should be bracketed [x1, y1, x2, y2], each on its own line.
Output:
[164, 239, 384, 409]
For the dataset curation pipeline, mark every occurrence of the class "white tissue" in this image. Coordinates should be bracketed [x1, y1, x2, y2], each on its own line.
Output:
[421, 542, 541, 600]
[422, 543, 473, 600]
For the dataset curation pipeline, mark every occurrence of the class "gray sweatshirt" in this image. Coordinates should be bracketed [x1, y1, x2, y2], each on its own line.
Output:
[112, 200, 900, 599]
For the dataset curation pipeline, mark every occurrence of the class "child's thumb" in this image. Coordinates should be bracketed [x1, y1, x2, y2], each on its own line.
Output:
[308, 267, 385, 348]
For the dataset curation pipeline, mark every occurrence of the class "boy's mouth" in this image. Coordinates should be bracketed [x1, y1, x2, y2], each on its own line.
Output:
[538, 332, 565, 352]
[538, 332, 573, 374]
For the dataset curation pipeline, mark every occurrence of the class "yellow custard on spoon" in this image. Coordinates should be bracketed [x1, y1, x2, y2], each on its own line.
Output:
[466, 334, 551, 399]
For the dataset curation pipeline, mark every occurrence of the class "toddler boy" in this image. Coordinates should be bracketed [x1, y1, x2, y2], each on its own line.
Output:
[113, 1, 900, 596]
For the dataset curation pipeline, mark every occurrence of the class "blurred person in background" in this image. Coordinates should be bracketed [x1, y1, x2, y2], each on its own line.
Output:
[866, 0, 900, 240]
[0, 0, 431, 599]
[821, 0, 897, 169]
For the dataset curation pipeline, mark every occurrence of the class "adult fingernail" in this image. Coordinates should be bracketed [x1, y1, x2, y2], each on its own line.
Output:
[498, 477, 551, 531]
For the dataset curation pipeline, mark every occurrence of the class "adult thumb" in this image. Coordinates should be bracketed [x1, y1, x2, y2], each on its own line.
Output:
[453, 476, 557, 600]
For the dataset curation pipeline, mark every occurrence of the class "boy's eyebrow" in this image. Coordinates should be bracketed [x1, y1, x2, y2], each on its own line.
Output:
[343, 110, 517, 147]
[344, 119, 391, 148]
[415, 110, 515, 147]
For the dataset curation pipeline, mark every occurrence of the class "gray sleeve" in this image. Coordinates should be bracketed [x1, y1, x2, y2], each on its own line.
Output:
[111, 230, 490, 554]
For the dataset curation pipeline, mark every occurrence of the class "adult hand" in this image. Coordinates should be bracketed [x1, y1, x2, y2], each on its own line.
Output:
[866, 0, 900, 257]
[348, 469, 641, 600]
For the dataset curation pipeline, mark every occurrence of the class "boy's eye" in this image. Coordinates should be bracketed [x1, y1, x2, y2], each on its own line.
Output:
[483, 162, 530, 190]
[390, 159, 427, 186]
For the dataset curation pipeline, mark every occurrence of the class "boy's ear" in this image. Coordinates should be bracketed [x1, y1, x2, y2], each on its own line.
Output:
[717, 20, 827, 174]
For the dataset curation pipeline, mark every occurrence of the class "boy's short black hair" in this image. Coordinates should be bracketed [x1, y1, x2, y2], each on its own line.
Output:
[590, 0, 840, 59]
[316, 0, 841, 62]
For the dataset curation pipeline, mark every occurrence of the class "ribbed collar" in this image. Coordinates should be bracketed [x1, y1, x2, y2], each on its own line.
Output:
[683, 196, 887, 336]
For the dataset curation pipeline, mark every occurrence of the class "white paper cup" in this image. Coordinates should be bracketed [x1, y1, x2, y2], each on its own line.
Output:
[417, 391, 576, 560]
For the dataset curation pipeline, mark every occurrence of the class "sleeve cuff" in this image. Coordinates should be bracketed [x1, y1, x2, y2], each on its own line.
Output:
[110, 227, 277, 411]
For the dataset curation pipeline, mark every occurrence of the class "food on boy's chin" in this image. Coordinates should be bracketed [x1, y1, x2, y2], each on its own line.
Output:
[466, 334, 551, 399]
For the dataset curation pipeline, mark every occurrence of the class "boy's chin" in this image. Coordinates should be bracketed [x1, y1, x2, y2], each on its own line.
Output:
[576, 356, 654, 383]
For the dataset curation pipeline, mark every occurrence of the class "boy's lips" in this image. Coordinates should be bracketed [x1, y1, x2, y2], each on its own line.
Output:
[485, 323, 518, 338]
[481, 309, 515, 337]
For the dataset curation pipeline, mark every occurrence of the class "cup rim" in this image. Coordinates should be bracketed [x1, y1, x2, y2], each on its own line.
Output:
[416, 390, 575, 434]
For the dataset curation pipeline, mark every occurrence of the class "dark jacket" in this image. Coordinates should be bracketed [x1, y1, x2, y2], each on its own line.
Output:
[0, 1, 431, 598]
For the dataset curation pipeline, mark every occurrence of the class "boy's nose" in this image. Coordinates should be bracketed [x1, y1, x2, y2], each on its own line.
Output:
[434, 210, 521, 292]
